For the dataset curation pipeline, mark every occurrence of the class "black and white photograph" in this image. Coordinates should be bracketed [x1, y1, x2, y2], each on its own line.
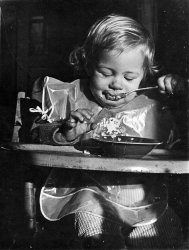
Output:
[0, 0, 188, 249]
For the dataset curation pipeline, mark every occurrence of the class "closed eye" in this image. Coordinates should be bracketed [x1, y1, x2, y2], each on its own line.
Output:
[97, 70, 113, 77]
[124, 77, 134, 81]
[102, 72, 112, 77]
[124, 73, 140, 81]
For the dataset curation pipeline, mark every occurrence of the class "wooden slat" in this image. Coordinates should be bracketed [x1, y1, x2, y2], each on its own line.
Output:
[1, 143, 188, 174]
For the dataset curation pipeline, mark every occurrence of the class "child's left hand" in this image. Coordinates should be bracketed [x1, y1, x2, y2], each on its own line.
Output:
[157, 74, 186, 95]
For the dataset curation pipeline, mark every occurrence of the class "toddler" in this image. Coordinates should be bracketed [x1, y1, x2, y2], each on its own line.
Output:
[31, 14, 186, 249]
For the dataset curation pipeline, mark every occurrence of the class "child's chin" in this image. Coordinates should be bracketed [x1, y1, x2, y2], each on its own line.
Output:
[103, 99, 126, 108]
[94, 95, 128, 108]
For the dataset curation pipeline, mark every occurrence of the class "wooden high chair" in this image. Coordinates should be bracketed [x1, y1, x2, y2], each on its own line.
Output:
[7, 89, 189, 249]
[12, 91, 36, 230]
[9, 91, 76, 249]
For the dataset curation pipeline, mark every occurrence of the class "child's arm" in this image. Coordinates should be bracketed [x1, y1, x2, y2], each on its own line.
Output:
[157, 74, 187, 96]
[157, 74, 188, 149]
[62, 109, 97, 142]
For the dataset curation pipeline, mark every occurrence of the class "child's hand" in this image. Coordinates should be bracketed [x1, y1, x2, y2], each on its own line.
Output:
[157, 74, 186, 95]
[63, 109, 97, 141]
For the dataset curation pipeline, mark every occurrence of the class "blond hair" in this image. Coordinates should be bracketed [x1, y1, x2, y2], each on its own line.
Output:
[70, 14, 157, 79]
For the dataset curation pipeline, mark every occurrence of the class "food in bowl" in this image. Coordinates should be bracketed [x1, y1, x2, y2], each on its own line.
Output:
[92, 136, 162, 158]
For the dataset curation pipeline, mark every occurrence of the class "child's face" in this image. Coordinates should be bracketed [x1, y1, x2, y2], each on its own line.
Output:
[90, 46, 145, 108]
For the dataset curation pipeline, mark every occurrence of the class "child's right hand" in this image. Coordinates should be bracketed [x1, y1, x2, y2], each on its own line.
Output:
[157, 74, 186, 95]
[63, 109, 97, 141]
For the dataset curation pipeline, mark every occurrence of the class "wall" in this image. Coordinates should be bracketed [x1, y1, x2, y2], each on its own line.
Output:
[156, 0, 188, 77]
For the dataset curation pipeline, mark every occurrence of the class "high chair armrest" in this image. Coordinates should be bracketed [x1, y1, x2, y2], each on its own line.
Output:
[12, 92, 26, 142]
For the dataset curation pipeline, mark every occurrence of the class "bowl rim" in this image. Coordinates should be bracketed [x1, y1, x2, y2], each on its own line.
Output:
[92, 136, 163, 146]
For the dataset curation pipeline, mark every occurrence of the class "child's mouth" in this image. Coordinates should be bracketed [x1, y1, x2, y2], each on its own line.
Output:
[103, 91, 122, 101]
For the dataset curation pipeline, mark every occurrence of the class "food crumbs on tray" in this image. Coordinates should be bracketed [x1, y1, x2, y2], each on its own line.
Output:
[83, 150, 91, 155]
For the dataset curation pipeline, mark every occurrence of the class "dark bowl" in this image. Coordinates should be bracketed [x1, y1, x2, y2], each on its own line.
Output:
[92, 136, 162, 158]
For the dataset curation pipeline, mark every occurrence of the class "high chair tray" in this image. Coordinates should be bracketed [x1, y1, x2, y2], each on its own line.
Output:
[0, 143, 188, 174]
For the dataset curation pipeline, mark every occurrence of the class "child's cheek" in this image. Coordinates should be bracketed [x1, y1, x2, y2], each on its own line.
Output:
[91, 77, 107, 91]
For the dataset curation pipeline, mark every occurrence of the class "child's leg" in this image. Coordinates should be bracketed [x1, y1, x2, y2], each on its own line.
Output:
[125, 207, 183, 249]
[74, 211, 128, 249]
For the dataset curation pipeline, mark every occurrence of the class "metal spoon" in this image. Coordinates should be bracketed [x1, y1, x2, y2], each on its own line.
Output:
[118, 86, 158, 99]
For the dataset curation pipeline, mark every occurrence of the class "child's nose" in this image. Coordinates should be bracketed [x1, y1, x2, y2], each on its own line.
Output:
[109, 76, 123, 90]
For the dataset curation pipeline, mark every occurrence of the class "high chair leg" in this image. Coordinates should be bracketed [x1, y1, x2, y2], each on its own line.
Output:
[24, 182, 36, 231]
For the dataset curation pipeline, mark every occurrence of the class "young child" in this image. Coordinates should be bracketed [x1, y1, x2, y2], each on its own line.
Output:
[31, 14, 186, 249]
